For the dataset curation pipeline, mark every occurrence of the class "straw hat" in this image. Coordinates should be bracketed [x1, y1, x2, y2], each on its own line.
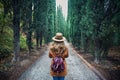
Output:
[52, 33, 65, 42]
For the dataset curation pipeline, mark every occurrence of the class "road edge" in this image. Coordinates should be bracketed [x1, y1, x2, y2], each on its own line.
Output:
[72, 48, 106, 80]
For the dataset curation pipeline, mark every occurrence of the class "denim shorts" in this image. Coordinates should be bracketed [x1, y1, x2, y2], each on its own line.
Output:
[53, 76, 65, 80]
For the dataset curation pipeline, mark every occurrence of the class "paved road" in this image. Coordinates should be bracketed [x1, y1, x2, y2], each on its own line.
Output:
[18, 43, 101, 80]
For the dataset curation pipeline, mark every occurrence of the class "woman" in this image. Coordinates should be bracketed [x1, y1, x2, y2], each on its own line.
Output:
[49, 33, 69, 80]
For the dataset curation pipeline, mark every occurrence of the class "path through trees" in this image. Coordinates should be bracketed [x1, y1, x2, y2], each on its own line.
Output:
[18, 43, 103, 80]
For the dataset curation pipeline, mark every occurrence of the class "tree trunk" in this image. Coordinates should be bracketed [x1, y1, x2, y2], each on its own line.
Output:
[84, 38, 89, 53]
[81, 27, 85, 52]
[39, 32, 43, 48]
[94, 25, 101, 64]
[26, 24, 32, 54]
[94, 45, 100, 64]
[26, 0, 32, 53]
[94, 38, 102, 64]
[36, 30, 39, 49]
[12, 0, 20, 62]
[0, 26, 4, 34]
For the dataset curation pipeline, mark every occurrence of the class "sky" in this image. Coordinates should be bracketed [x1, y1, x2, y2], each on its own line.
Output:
[56, 0, 68, 19]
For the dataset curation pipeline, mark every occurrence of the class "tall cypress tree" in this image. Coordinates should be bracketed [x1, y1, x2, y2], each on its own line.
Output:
[80, 0, 94, 53]
[56, 5, 66, 34]
[47, 0, 56, 43]
[68, 0, 84, 48]
[33, 0, 43, 48]
[21, 0, 33, 53]
[12, 0, 20, 62]
[33, 0, 39, 48]
[26, 0, 32, 53]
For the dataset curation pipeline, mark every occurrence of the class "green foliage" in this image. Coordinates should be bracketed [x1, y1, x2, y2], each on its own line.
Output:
[20, 35, 27, 50]
[68, 0, 120, 62]
[0, 0, 12, 16]
[0, 27, 13, 59]
[68, 0, 80, 46]
[56, 5, 66, 35]
[0, 2, 3, 9]
[0, 6, 13, 59]
[0, 45, 12, 59]
[46, 0, 56, 43]
[20, 0, 33, 51]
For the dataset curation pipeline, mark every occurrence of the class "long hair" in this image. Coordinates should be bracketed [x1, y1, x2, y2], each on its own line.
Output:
[50, 41, 66, 54]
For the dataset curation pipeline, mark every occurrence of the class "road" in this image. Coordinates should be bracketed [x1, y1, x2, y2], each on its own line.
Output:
[18, 43, 102, 80]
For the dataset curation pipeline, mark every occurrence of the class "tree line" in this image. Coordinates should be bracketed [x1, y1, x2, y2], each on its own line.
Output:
[0, 0, 67, 62]
[0, 0, 61, 62]
[0, 0, 120, 64]
[67, 0, 120, 63]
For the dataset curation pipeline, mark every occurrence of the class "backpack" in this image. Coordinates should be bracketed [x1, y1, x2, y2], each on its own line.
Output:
[51, 56, 64, 73]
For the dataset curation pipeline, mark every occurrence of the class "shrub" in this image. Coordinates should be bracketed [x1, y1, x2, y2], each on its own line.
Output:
[0, 27, 13, 59]
[20, 35, 27, 50]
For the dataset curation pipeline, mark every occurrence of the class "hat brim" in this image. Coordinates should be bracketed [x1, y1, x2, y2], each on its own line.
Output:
[52, 37, 65, 42]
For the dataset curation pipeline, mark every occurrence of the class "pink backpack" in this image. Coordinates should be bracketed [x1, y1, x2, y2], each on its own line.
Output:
[51, 57, 64, 73]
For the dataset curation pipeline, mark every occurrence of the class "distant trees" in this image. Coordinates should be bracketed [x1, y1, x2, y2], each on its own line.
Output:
[68, 0, 120, 63]
[56, 5, 66, 35]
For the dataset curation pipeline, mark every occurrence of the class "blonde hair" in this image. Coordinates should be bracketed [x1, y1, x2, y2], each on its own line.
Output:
[50, 41, 66, 54]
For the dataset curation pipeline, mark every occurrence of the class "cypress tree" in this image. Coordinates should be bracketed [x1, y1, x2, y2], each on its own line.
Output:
[12, 0, 20, 62]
